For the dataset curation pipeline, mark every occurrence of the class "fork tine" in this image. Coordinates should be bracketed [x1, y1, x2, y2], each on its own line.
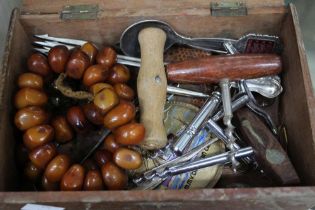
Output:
[33, 48, 49, 55]
[33, 41, 75, 50]
[34, 34, 86, 46]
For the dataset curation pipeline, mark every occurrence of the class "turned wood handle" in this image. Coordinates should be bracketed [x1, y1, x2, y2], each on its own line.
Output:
[235, 108, 300, 185]
[137, 28, 168, 150]
[167, 54, 282, 83]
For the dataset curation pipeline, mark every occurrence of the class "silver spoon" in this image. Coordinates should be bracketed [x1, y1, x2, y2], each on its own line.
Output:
[120, 19, 231, 57]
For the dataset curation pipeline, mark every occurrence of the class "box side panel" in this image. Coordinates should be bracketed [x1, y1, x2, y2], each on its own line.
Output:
[280, 4, 315, 185]
[0, 187, 315, 209]
[21, 0, 285, 14]
[0, 9, 31, 191]
[20, 11, 285, 47]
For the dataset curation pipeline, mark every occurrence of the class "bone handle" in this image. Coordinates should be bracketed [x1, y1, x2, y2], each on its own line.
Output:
[137, 28, 167, 150]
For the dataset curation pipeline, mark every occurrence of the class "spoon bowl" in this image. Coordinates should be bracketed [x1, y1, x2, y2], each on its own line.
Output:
[120, 20, 229, 57]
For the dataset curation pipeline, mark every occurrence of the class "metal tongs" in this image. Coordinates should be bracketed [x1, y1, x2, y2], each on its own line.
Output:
[32, 34, 209, 99]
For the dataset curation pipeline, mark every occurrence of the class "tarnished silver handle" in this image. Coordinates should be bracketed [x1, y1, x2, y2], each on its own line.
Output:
[160, 147, 254, 178]
[173, 91, 221, 155]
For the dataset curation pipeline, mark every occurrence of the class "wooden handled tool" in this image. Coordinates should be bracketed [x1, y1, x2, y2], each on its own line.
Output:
[235, 108, 300, 185]
[166, 54, 282, 83]
[137, 28, 168, 150]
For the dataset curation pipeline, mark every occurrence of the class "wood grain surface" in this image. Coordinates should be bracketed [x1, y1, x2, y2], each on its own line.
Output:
[167, 54, 282, 83]
[137, 27, 168, 150]
[235, 108, 300, 185]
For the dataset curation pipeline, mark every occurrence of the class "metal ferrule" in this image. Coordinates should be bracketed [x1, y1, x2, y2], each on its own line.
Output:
[172, 91, 221, 155]
[160, 147, 254, 178]
[212, 94, 249, 122]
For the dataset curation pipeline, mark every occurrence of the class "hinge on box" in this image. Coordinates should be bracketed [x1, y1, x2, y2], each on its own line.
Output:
[210, 2, 247, 16]
[60, 4, 99, 20]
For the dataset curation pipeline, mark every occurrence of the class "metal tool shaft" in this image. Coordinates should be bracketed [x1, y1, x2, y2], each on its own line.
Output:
[173, 92, 221, 155]
[159, 147, 254, 178]
[212, 94, 249, 122]
[141, 137, 219, 181]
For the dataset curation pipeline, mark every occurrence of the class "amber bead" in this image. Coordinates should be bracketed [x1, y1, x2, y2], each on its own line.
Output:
[83, 170, 104, 191]
[82, 158, 99, 171]
[101, 162, 128, 190]
[81, 42, 98, 63]
[83, 64, 109, 87]
[113, 148, 142, 170]
[14, 87, 48, 109]
[107, 64, 130, 84]
[18, 73, 43, 89]
[14, 106, 48, 131]
[27, 53, 51, 76]
[102, 134, 120, 153]
[103, 102, 135, 130]
[51, 116, 73, 143]
[66, 49, 90, 79]
[82, 103, 104, 125]
[24, 161, 42, 182]
[89, 83, 114, 95]
[23, 125, 54, 150]
[94, 149, 112, 167]
[114, 83, 135, 100]
[114, 123, 145, 145]
[48, 45, 69, 73]
[42, 176, 59, 191]
[96, 47, 117, 69]
[93, 88, 119, 113]
[66, 106, 88, 132]
[16, 143, 29, 167]
[60, 164, 85, 191]
[44, 154, 71, 182]
[29, 143, 57, 169]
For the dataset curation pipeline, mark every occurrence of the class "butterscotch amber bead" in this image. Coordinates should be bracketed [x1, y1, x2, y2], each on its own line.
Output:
[23, 125, 54, 150]
[89, 83, 114, 95]
[27, 53, 51, 76]
[113, 148, 142, 170]
[114, 123, 145, 145]
[14, 87, 48, 109]
[83, 170, 104, 191]
[14, 106, 48, 131]
[44, 154, 71, 182]
[93, 88, 119, 113]
[101, 162, 127, 190]
[60, 164, 85, 191]
[114, 83, 135, 100]
[102, 134, 120, 153]
[29, 143, 57, 169]
[42, 175, 59, 191]
[18, 73, 43, 89]
[103, 102, 135, 130]
[51, 116, 73, 143]
[48, 45, 69, 73]
[107, 64, 130, 84]
[83, 64, 109, 87]
[96, 47, 117, 69]
[24, 161, 42, 182]
[82, 103, 105, 125]
[66, 106, 88, 132]
[94, 149, 112, 167]
[81, 42, 98, 63]
[66, 49, 91, 79]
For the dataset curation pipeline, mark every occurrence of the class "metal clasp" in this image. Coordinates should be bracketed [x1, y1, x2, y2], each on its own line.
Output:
[60, 4, 99, 20]
[211, 2, 247, 17]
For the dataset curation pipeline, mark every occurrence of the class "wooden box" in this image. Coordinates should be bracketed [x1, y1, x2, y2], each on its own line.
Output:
[1, 0, 315, 209]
